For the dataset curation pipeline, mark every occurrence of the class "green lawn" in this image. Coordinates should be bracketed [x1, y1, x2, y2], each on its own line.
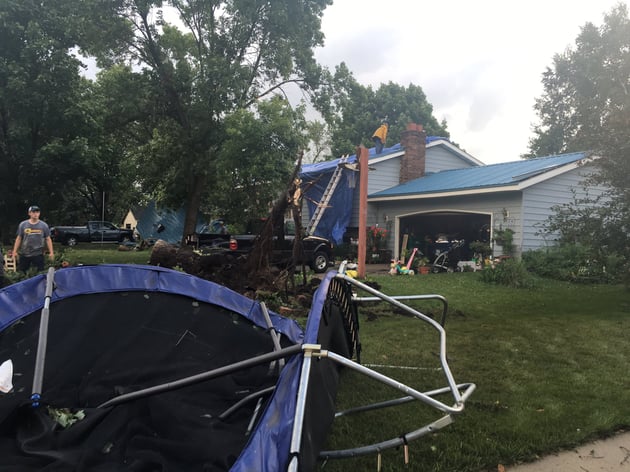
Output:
[53, 242, 152, 266]
[322, 273, 630, 471]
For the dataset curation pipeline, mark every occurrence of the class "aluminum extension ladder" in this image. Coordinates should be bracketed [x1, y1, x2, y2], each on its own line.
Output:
[306, 155, 349, 236]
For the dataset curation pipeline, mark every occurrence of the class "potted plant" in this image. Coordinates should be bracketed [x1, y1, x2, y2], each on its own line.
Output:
[417, 256, 431, 274]
[469, 240, 492, 260]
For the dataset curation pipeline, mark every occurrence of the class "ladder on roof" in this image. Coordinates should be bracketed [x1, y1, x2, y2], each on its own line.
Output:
[306, 155, 349, 236]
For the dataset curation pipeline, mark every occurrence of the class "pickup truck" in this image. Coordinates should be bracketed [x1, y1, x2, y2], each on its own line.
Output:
[186, 219, 334, 273]
[51, 221, 135, 246]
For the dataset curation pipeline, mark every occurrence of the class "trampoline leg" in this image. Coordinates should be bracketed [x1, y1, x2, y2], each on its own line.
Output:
[287, 344, 320, 472]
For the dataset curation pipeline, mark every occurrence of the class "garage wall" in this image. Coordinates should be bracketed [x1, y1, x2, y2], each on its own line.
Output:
[521, 164, 608, 252]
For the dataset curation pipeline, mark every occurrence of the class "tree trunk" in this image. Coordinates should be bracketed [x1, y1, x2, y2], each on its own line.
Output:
[182, 174, 206, 241]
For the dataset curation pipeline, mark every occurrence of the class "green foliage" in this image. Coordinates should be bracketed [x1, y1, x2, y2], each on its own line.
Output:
[209, 97, 308, 222]
[313, 63, 449, 157]
[0, 0, 95, 237]
[523, 245, 621, 284]
[536, 189, 630, 285]
[526, 4, 630, 287]
[492, 228, 514, 256]
[479, 258, 534, 288]
[367, 225, 388, 251]
[528, 4, 630, 160]
[93, 0, 333, 237]
[468, 240, 492, 259]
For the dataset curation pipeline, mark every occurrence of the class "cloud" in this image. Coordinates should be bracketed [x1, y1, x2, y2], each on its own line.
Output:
[314, 0, 622, 163]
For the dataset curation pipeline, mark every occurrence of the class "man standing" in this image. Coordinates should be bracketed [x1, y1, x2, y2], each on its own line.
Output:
[12, 205, 54, 273]
[371, 121, 389, 154]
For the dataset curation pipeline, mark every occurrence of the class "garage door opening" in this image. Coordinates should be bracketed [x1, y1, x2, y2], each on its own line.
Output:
[399, 212, 491, 266]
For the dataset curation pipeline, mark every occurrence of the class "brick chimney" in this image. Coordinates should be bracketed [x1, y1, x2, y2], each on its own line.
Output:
[400, 123, 427, 183]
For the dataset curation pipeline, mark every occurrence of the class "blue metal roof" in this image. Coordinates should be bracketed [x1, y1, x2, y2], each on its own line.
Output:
[370, 152, 589, 198]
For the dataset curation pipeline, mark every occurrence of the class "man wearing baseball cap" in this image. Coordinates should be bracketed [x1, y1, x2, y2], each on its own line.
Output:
[11, 205, 54, 273]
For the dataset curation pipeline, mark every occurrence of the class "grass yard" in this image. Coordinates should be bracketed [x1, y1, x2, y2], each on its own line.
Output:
[322, 273, 630, 471]
[53, 242, 151, 266]
[3, 247, 628, 471]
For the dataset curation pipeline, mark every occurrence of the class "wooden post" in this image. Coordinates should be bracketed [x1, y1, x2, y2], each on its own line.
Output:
[357, 146, 369, 278]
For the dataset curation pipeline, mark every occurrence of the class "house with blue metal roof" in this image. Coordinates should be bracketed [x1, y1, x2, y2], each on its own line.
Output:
[300, 124, 607, 265]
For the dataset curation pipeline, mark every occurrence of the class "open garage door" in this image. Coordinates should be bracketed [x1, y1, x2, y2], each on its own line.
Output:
[399, 212, 491, 266]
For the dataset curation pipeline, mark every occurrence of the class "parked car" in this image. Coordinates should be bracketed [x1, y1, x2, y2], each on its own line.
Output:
[51, 221, 135, 246]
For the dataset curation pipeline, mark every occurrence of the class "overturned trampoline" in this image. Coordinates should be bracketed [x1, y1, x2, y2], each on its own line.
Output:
[0, 264, 474, 471]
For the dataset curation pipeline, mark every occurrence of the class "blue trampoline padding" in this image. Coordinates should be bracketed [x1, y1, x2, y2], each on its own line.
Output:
[233, 270, 335, 471]
[0, 264, 304, 344]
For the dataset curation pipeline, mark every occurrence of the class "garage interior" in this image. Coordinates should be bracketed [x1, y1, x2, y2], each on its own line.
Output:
[398, 212, 491, 264]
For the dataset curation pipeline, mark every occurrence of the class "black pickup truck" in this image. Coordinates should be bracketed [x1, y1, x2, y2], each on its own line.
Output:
[186, 219, 334, 273]
[51, 221, 135, 246]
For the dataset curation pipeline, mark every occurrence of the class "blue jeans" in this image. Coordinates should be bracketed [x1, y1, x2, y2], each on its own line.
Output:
[373, 137, 383, 154]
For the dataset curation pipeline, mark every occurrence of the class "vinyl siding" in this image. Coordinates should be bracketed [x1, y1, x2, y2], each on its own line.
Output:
[349, 147, 479, 228]
[521, 164, 607, 252]
[426, 145, 476, 173]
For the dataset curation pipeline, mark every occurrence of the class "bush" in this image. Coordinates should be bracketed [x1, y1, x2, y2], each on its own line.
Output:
[480, 258, 534, 288]
[522, 245, 618, 284]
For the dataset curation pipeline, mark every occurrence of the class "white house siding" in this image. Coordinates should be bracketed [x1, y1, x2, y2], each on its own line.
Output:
[521, 165, 608, 252]
[374, 192, 523, 258]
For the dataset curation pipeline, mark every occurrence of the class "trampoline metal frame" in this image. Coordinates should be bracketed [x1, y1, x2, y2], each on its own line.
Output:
[288, 270, 475, 467]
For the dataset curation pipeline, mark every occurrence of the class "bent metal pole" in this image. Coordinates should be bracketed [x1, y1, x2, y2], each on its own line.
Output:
[31, 267, 56, 408]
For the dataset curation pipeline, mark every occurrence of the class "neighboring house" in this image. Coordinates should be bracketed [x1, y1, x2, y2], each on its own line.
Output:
[123, 201, 206, 245]
[300, 123, 607, 260]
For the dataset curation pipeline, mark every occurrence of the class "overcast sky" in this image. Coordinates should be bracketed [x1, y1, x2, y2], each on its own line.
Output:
[314, 0, 624, 164]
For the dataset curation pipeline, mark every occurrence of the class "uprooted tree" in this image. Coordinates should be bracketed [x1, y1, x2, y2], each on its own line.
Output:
[150, 155, 318, 302]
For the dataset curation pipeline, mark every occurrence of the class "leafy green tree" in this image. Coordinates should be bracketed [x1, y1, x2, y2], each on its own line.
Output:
[313, 62, 450, 157]
[528, 4, 630, 161]
[0, 0, 96, 239]
[528, 4, 630, 283]
[202, 96, 308, 225]
[83, 0, 331, 238]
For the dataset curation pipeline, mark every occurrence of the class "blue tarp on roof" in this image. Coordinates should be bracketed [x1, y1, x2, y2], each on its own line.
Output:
[299, 137, 449, 243]
[370, 152, 588, 198]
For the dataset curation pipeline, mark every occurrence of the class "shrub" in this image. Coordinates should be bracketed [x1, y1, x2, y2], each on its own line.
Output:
[522, 245, 617, 284]
[480, 258, 534, 288]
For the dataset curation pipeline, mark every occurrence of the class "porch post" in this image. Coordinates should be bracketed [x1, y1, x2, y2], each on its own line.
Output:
[357, 146, 369, 278]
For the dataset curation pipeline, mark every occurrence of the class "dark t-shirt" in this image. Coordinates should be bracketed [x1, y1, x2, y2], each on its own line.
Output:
[16, 220, 50, 257]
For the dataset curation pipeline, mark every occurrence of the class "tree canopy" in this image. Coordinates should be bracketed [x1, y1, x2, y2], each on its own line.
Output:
[1, 0, 454, 244]
[0, 0, 124, 237]
[314, 62, 450, 157]
[84, 0, 332, 237]
[0, 0, 332, 241]
[528, 3, 630, 282]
